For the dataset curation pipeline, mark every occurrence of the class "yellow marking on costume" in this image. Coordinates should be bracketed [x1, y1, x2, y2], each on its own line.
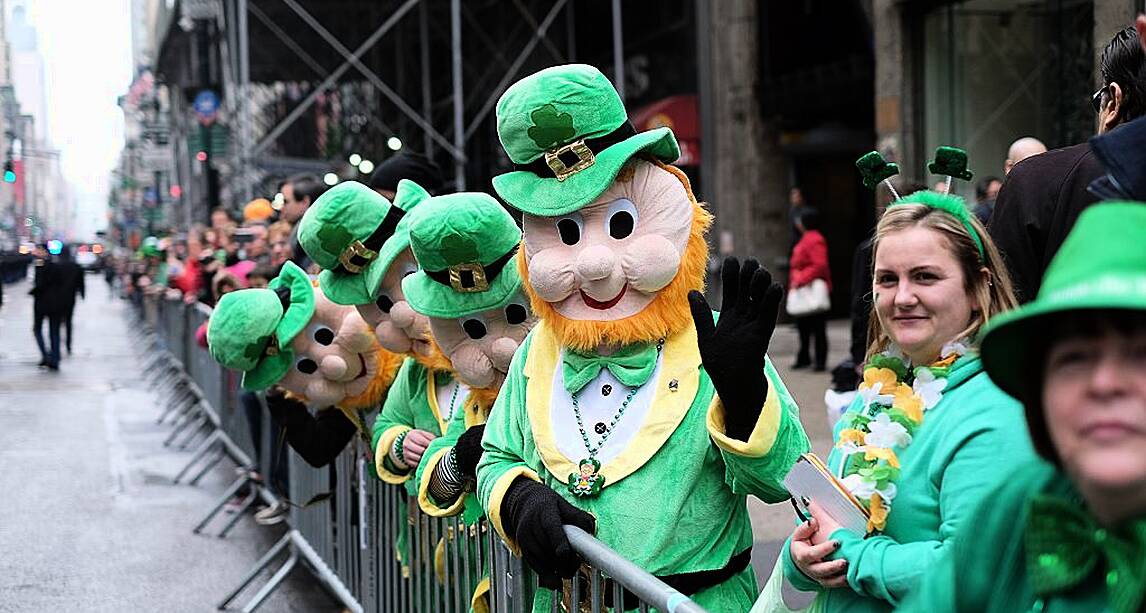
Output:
[416, 447, 468, 517]
[519, 161, 713, 352]
[375, 424, 413, 484]
[867, 492, 889, 532]
[525, 320, 701, 487]
[471, 577, 491, 613]
[486, 467, 542, 557]
[706, 368, 783, 457]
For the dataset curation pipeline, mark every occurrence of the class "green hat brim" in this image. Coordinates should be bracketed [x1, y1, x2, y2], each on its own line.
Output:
[240, 351, 294, 391]
[318, 237, 410, 305]
[492, 127, 679, 216]
[981, 284, 1146, 401]
[401, 265, 524, 319]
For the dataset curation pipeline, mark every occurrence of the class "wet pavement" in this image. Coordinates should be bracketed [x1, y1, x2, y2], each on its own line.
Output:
[0, 277, 339, 613]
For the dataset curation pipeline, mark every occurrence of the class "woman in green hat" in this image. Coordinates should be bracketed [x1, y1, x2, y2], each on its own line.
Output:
[902, 201, 1146, 613]
[774, 161, 1037, 612]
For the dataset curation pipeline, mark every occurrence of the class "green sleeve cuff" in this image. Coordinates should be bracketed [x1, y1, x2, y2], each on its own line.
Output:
[781, 535, 824, 593]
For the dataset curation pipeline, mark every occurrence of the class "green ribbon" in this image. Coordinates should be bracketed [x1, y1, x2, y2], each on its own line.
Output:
[561, 342, 660, 395]
[1025, 494, 1146, 613]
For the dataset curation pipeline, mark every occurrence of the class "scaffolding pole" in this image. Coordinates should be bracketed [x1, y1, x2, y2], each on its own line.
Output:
[451, 0, 465, 191]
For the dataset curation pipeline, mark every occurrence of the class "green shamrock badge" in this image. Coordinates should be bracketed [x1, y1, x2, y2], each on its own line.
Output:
[527, 104, 576, 151]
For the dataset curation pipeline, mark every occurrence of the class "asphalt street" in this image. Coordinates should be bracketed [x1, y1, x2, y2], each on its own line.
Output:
[0, 276, 339, 613]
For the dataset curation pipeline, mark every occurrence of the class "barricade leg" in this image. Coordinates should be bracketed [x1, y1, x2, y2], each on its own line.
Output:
[175, 417, 213, 450]
[216, 488, 259, 538]
[164, 411, 202, 447]
[194, 474, 252, 534]
[217, 532, 294, 610]
[173, 431, 221, 484]
[187, 445, 227, 486]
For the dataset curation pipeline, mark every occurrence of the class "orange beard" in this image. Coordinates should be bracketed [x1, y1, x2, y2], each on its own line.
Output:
[465, 385, 502, 422]
[412, 338, 456, 374]
[520, 162, 713, 352]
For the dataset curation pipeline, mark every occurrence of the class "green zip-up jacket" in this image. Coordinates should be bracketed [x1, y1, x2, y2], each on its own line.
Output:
[780, 356, 1036, 611]
[477, 320, 810, 612]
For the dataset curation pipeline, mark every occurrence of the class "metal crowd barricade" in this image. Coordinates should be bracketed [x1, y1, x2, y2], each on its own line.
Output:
[141, 295, 709, 613]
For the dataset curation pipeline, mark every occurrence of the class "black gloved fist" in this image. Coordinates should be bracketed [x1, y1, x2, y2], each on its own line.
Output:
[688, 257, 784, 441]
[453, 424, 486, 480]
[501, 477, 596, 590]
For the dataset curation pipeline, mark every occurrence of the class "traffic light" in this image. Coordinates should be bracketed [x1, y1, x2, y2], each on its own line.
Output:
[3, 161, 15, 183]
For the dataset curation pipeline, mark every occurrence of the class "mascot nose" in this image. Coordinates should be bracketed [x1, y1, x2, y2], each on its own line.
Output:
[490, 337, 519, 370]
[389, 301, 416, 329]
[320, 355, 349, 380]
[575, 246, 616, 282]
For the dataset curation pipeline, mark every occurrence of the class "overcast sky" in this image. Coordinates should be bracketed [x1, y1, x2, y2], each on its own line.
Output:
[25, 0, 132, 239]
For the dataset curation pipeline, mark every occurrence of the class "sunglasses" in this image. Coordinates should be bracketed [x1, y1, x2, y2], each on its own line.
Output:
[1091, 85, 1108, 113]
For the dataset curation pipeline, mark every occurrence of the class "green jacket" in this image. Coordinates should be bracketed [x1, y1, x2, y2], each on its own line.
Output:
[781, 356, 1036, 611]
[903, 460, 1130, 612]
[371, 357, 454, 493]
[477, 320, 810, 612]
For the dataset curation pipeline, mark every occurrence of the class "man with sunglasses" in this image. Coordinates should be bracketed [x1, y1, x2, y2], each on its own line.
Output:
[989, 25, 1146, 304]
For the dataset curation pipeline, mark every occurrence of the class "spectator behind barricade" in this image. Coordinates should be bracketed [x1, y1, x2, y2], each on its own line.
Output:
[788, 206, 831, 372]
[210, 206, 234, 232]
[788, 186, 808, 250]
[267, 221, 292, 268]
[235, 221, 270, 266]
[280, 174, 327, 268]
[972, 175, 1003, 224]
[776, 187, 1036, 612]
[1003, 137, 1047, 175]
[904, 202, 1146, 613]
[367, 151, 445, 199]
[990, 25, 1146, 302]
[246, 264, 279, 289]
[211, 259, 255, 303]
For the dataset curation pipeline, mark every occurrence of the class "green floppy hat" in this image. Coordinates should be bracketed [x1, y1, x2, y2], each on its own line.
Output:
[401, 192, 524, 319]
[981, 201, 1146, 401]
[299, 179, 430, 305]
[206, 261, 315, 390]
[491, 64, 680, 216]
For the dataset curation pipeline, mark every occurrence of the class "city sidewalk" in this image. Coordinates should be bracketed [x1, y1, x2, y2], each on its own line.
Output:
[0, 277, 337, 612]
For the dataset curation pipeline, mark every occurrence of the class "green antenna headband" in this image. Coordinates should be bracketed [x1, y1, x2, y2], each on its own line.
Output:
[856, 147, 985, 259]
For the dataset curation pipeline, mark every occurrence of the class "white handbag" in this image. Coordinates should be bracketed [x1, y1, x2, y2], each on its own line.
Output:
[786, 279, 831, 316]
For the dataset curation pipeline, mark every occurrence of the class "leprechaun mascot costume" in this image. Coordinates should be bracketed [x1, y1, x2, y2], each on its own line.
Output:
[475, 64, 811, 611]
[397, 191, 536, 611]
[297, 179, 467, 574]
[206, 261, 402, 459]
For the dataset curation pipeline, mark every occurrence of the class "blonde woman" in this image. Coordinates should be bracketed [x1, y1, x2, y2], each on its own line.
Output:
[776, 190, 1037, 611]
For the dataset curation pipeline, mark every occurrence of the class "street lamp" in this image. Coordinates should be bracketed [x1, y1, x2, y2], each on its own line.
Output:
[358, 159, 375, 174]
[323, 172, 339, 186]
[349, 153, 362, 166]
[387, 137, 402, 151]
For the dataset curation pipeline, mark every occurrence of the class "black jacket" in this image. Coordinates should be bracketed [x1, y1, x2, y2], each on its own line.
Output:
[30, 259, 84, 315]
[988, 143, 1105, 303]
[266, 393, 356, 468]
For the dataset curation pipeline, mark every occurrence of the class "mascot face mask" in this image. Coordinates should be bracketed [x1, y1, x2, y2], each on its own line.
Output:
[352, 247, 435, 358]
[278, 289, 382, 407]
[427, 295, 534, 390]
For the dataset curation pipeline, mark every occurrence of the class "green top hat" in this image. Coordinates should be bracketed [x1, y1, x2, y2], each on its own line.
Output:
[299, 179, 430, 305]
[491, 64, 680, 217]
[401, 192, 524, 319]
[981, 201, 1146, 401]
[207, 261, 315, 390]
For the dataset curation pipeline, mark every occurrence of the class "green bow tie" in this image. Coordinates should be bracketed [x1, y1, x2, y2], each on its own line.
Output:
[561, 341, 661, 395]
[1025, 494, 1146, 613]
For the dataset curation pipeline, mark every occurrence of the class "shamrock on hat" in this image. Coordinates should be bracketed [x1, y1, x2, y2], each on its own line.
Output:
[492, 64, 680, 216]
[298, 179, 429, 306]
[207, 261, 315, 390]
[400, 192, 524, 319]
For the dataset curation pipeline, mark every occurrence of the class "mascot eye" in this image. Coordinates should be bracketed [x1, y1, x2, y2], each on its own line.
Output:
[375, 294, 394, 313]
[504, 303, 528, 325]
[555, 214, 583, 246]
[605, 199, 638, 240]
[313, 326, 335, 346]
[462, 319, 487, 340]
[296, 358, 318, 374]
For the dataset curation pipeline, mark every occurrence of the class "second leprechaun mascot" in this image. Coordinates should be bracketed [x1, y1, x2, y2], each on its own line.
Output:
[402, 191, 536, 611]
[476, 64, 810, 611]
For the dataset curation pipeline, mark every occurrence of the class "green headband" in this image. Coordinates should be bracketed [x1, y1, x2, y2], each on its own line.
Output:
[857, 147, 985, 259]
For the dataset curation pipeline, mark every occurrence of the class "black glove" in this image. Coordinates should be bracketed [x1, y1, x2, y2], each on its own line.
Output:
[453, 424, 486, 480]
[264, 388, 308, 423]
[501, 477, 596, 590]
[688, 257, 783, 441]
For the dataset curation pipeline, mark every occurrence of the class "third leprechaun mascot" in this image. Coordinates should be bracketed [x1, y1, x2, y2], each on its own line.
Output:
[476, 64, 811, 611]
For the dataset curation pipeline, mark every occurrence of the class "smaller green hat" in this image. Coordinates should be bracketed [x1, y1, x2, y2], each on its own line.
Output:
[139, 236, 163, 258]
[491, 64, 679, 217]
[299, 179, 430, 305]
[981, 201, 1146, 401]
[401, 192, 524, 319]
[207, 261, 316, 390]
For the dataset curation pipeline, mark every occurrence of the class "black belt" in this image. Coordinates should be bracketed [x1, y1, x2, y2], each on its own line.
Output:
[582, 548, 752, 610]
[514, 121, 636, 178]
[334, 205, 406, 275]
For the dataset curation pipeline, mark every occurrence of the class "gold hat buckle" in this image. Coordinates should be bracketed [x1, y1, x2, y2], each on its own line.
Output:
[448, 262, 489, 293]
[544, 139, 595, 181]
[338, 240, 378, 274]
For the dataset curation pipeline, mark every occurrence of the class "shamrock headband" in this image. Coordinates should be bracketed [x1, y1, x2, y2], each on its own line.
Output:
[856, 147, 984, 260]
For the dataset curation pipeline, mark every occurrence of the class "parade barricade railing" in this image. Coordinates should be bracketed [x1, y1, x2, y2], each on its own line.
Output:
[145, 295, 709, 613]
